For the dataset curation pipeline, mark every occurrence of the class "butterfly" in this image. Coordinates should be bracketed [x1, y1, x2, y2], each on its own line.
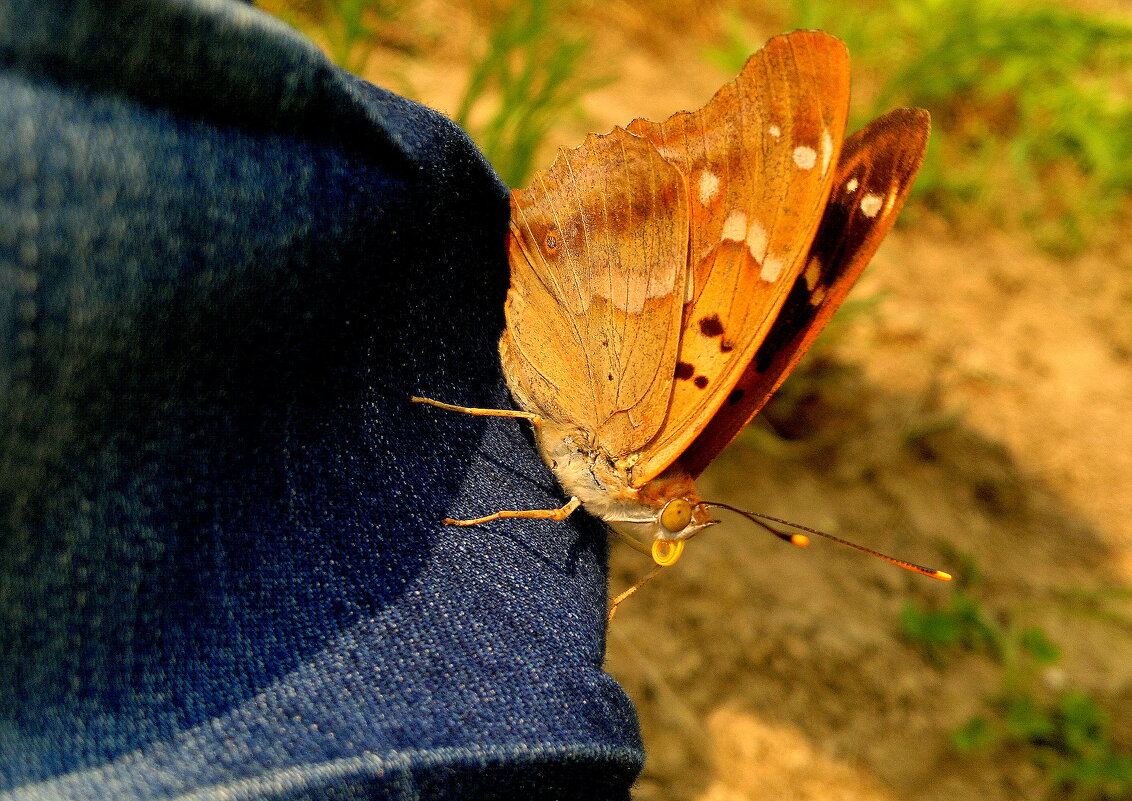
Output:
[416, 30, 949, 614]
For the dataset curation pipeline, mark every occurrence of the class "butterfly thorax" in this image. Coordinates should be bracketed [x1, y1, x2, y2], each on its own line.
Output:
[534, 420, 715, 554]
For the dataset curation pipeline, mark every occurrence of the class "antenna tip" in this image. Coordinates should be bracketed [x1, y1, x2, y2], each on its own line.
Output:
[791, 534, 810, 548]
[933, 570, 953, 582]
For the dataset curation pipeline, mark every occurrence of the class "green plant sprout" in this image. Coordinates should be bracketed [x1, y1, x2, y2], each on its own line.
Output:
[902, 564, 1132, 800]
[454, 0, 606, 188]
[271, 0, 603, 187]
[273, 0, 401, 77]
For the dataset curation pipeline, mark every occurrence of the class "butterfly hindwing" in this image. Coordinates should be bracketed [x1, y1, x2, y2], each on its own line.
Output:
[501, 127, 690, 456]
[679, 107, 932, 477]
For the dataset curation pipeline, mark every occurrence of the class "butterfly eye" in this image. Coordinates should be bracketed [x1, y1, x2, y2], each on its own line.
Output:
[659, 498, 693, 533]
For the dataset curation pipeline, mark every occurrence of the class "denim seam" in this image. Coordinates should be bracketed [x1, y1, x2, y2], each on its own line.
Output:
[2, 743, 643, 801]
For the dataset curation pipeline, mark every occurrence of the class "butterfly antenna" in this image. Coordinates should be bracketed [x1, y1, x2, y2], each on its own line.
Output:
[703, 502, 952, 581]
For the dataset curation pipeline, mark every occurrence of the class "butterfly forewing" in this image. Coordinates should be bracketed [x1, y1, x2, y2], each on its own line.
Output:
[680, 107, 932, 477]
[501, 127, 691, 455]
[624, 31, 851, 486]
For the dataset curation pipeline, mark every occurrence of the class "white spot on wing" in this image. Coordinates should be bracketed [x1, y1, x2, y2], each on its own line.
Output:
[698, 171, 720, 206]
[721, 209, 747, 242]
[845, 177, 859, 193]
[760, 255, 785, 283]
[746, 219, 768, 262]
[793, 146, 817, 170]
[769, 124, 781, 138]
[820, 129, 833, 174]
[860, 193, 884, 218]
[589, 266, 675, 313]
[804, 256, 821, 290]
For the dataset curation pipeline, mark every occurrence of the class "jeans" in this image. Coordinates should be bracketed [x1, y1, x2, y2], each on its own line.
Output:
[0, 0, 643, 797]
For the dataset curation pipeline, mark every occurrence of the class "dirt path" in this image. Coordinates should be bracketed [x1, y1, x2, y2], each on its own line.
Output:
[606, 221, 1132, 800]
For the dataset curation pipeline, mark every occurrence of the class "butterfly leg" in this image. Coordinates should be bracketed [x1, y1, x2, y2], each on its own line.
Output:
[443, 497, 581, 526]
[413, 396, 579, 525]
[410, 396, 542, 428]
[607, 565, 663, 624]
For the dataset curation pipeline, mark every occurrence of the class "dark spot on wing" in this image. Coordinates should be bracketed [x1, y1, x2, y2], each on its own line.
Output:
[753, 192, 854, 373]
[699, 314, 724, 337]
[694, 375, 709, 389]
[675, 361, 695, 380]
[720, 340, 734, 353]
[727, 388, 745, 406]
[608, 373, 614, 381]
[754, 274, 814, 372]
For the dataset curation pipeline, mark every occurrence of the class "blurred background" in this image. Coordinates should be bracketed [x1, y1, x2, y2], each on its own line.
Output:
[260, 1, 1132, 798]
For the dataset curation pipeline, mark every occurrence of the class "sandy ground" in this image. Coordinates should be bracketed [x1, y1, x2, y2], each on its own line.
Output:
[326, 3, 1132, 797]
[607, 218, 1132, 801]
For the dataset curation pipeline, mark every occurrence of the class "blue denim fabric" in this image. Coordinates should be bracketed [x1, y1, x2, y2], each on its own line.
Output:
[0, 0, 643, 798]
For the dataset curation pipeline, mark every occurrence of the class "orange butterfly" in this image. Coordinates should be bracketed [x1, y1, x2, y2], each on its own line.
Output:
[416, 30, 948, 614]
